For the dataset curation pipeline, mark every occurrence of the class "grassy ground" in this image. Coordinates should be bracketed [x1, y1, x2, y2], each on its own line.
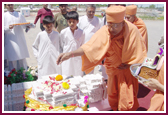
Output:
[139, 15, 164, 20]
[95, 14, 164, 20]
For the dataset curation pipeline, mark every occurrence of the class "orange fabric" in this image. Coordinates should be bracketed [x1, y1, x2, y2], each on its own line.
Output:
[133, 17, 148, 52]
[106, 6, 126, 23]
[81, 26, 110, 74]
[148, 62, 164, 111]
[81, 20, 147, 111]
[126, 5, 137, 15]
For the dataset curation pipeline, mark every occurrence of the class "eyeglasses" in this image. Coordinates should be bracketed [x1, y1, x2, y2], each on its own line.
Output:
[107, 22, 122, 29]
[87, 11, 95, 14]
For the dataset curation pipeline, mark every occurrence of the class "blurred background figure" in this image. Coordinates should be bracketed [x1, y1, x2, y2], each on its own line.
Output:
[125, 4, 148, 52]
[54, 4, 69, 33]
[78, 4, 101, 74]
[4, 4, 30, 71]
[67, 7, 71, 12]
[71, 6, 77, 11]
[34, 4, 54, 31]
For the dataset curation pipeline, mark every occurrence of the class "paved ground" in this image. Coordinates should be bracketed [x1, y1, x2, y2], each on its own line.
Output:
[24, 13, 164, 73]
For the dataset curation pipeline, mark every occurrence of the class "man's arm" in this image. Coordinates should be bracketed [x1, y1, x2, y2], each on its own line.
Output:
[32, 34, 40, 59]
[56, 48, 84, 65]
[34, 9, 42, 24]
[145, 78, 164, 92]
[54, 14, 58, 29]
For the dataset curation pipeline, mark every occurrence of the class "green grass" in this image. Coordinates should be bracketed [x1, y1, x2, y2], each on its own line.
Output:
[95, 14, 103, 18]
[157, 16, 164, 20]
[139, 15, 164, 20]
[95, 14, 164, 20]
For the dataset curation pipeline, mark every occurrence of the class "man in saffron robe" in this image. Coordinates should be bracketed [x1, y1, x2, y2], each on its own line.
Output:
[57, 6, 147, 111]
[125, 5, 148, 52]
[147, 60, 164, 111]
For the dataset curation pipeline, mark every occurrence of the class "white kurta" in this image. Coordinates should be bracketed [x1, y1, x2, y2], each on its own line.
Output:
[78, 15, 101, 43]
[100, 16, 107, 27]
[4, 11, 29, 61]
[60, 27, 85, 76]
[32, 30, 61, 79]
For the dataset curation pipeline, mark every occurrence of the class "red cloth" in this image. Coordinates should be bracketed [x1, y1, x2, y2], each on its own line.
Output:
[34, 8, 54, 24]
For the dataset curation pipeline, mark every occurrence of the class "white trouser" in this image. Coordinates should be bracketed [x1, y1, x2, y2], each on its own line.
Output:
[101, 65, 108, 80]
[8, 58, 27, 71]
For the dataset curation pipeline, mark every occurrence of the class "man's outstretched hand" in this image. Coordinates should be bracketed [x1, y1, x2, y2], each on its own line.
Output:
[56, 52, 71, 65]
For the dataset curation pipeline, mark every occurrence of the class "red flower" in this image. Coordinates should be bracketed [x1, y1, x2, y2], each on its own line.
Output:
[12, 68, 16, 72]
[8, 74, 11, 77]
[49, 106, 53, 109]
[9, 72, 12, 75]
[15, 72, 17, 74]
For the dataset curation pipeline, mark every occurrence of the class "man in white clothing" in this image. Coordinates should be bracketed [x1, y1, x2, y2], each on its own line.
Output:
[77, 4, 101, 74]
[60, 11, 85, 77]
[4, 4, 29, 71]
[78, 4, 101, 43]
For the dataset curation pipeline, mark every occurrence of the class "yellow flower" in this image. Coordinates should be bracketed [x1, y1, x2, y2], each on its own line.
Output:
[55, 75, 63, 81]
[62, 82, 70, 89]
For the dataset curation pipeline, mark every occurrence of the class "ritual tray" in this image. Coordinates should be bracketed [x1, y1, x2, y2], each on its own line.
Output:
[130, 63, 149, 85]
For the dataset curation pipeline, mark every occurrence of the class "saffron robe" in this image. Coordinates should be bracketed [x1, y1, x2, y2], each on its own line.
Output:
[60, 27, 85, 76]
[81, 20, 147, 111]
[32, 30, 61, 79]
[148, 60, 164, 111]
[133, 17, 148, 52]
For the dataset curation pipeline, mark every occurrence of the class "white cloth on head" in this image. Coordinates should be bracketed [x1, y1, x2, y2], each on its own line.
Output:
[32, 30, 61, 79]
[78, 15, 101, 43]
[60, 27, 85, 76]
[4, 11, 29, 61]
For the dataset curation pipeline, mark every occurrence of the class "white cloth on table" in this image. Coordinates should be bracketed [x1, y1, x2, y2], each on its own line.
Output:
[60, 27, 85, 76]
[32, 30, 61, 79]
[78, 15, 101, 43]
